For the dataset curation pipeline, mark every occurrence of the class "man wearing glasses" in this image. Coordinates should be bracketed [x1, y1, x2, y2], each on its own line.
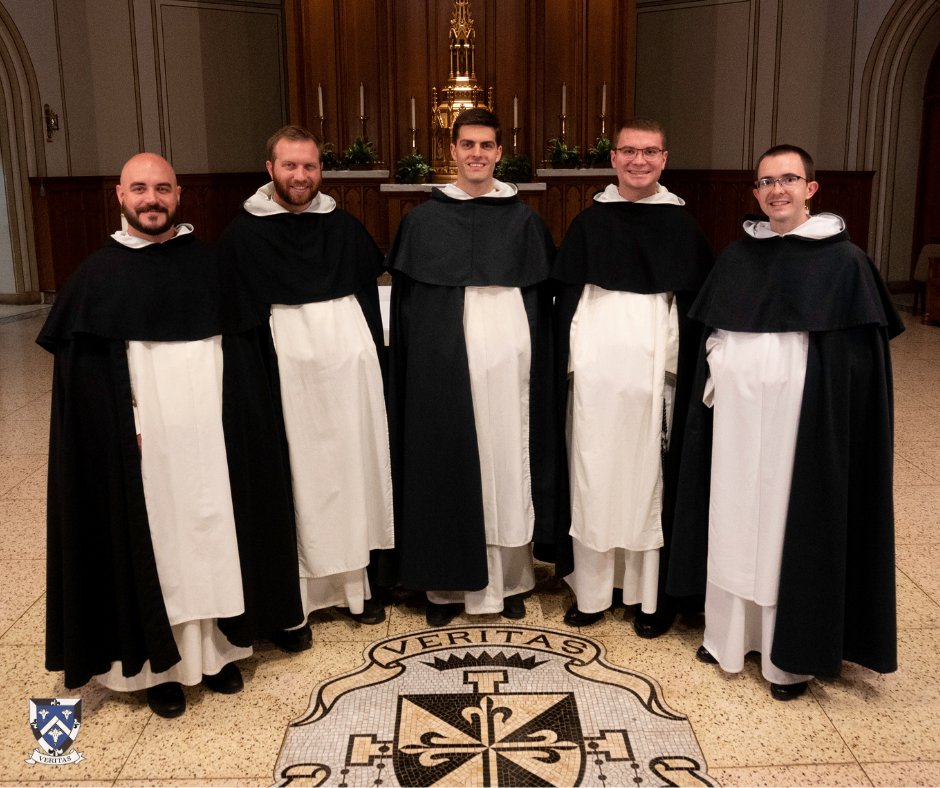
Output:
[670, 144, 902, 699]
[551, 118, 712, 637]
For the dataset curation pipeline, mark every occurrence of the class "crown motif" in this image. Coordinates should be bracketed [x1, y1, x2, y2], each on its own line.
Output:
[423, 651, 547, 671]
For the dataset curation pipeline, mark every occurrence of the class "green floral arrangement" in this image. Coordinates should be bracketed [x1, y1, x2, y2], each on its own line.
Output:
[547, 137, 581, 169]
[394, 152, 434, 183]
[586, 136, 613, 168]
[495, 153, 533, 183]
[319, 144, 340, 171]
[341, 136, 378, 168]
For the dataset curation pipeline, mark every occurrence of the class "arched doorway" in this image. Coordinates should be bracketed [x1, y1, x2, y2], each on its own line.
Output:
[0, 3, 45, 303]
[911, 41, 940, 279]
[857, 0, 940, 286]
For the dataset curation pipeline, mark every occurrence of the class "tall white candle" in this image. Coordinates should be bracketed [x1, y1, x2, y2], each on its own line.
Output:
[601, 82, 606, 116]
[514, 95, 518, 127]
[318, 83, 324, 117]
[359, 83, 365, 117]
[410, 96, 416, 129]
[561, 83, 567, 115]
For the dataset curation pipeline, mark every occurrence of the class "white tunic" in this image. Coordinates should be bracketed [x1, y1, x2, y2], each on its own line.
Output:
[244, 186, 394, 616]
[564, 184, 682, 613]
[702, 213, 845, 684]
[427, 181, 536, 613]
[97, 226, 250, 691]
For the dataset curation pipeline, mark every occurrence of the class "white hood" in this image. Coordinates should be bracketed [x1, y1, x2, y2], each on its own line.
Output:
[593, 182, 685, 206]
[744, 212, 845, 240]
[243, 182, 336, 217]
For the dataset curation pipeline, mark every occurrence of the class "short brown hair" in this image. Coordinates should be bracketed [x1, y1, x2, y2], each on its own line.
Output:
[755, 144, 815, 182]
[452, 107, 501, 145]
[616, 118, 667, 149]
[266, 125, 320, 164]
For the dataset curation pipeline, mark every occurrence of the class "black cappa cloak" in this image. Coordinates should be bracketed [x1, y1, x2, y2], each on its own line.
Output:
[667, 226, 904, 676]
[550, 200, 713, 598]
[387, 189, 556, 591]
[38, 232, 303, 689]
[217, 205, 393, 585]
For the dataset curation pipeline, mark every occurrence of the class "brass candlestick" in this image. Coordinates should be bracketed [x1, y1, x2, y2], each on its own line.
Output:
[559, 114, 567, 143]
[512, 127, 520, 154]
[359, 115, 369, 139]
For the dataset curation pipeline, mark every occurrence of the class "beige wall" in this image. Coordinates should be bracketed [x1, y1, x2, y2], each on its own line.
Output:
[636, 0, 939, 282]
[2, 0, 286, 176]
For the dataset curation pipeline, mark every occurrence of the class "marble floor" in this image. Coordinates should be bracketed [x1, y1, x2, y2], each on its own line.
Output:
[0, 309, 938, 787]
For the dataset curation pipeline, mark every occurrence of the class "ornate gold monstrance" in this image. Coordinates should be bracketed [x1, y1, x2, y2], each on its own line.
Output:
[431, 0, 493, 179]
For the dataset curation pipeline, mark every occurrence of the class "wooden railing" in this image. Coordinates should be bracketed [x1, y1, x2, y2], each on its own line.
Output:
[31, 169, 873, 292]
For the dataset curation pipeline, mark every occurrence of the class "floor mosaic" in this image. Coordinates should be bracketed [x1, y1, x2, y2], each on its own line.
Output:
[274, 625, 715, 787]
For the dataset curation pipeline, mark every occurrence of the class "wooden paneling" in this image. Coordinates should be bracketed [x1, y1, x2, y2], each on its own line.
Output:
[286, 0, 637, 171]
[32, 169, 875, 292]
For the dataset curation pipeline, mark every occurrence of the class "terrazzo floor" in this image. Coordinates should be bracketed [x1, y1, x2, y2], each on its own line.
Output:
[0, 308, 938, 787]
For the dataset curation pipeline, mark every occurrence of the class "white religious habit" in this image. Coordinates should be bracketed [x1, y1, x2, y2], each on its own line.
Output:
[563, 182, 681, 616]
[701, 212, 845, 686]
[426, 180, 537, 615]
[98, 225, 251, 691]
[244, 186, 394, 619]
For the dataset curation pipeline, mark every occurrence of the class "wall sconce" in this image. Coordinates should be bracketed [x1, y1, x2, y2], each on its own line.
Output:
[43, 104, 59, 142]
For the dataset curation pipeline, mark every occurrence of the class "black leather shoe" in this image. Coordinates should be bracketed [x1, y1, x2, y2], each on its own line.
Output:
[337, 597, 386, 625]
[563, 603, 604, 626]
[770, 681, 808, 701]
[147, 682, 185, 718]
[696, 645, 718, 664]
[270, 623, 312, 653]
[203, 662, 243, 694]
[633, 610, 676, 639]
[426, 601, 462, 627]
[501, 593, 526, 620]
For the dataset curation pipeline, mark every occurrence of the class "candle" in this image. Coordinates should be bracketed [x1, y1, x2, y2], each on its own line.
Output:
[410, 96, 416, 129]
[601, 82, 606, 116]
[359, 83, 365, 117]
[561, 83, 566, 115]
[513, 95, 518, 128]
[318, 83, 324, 117]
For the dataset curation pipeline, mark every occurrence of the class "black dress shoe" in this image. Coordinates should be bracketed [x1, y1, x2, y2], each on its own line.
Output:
[696, 645, 718, 664]
[426, 601, 462, 627]
[270, 623, 313, 653]
[501, 593, 526, 620]
[337, 597, 386, 625]
[563, 603, 604, 626]
[147, 682, 185, 718]
[202, 662, 243, 694]
[633, 610, 676, 639]
[770, 681, 808, 701]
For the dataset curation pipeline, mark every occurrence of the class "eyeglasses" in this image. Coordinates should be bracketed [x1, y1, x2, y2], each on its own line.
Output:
[615, 146, 666, 160]
[754, 174, 805, 190]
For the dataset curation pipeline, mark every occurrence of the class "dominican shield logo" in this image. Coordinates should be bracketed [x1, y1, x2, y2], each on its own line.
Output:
[273, 625, 718, 787]
[26, 698, 84, 765]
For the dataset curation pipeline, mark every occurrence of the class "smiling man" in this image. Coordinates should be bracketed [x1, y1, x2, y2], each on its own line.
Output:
[387, 108, 556, 627]
[218, 126, 394, 649]
[551, 119, 713, 637]
[670, 144, 903, 700]
[39, 153, 303, 718]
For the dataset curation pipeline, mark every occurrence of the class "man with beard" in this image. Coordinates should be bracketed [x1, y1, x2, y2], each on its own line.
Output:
[218, 126, 393, 651]
[387, 108, 555, 627]
[552, 118, 712, 636]
[669, 145, 901, 699]
[39, 153, 304, 717]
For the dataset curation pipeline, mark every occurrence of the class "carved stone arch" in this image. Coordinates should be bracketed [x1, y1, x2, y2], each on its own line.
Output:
[857, 0, 940, 280]
[0, 3, 45, 300]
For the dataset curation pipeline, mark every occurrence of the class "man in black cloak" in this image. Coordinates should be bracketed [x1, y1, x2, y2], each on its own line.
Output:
[668, 144, 903, 700]
[387, 108, 556, 627]
[217, 126, 393, 650]
[552, 118, 712, 637]
[38, 153, 303, 718]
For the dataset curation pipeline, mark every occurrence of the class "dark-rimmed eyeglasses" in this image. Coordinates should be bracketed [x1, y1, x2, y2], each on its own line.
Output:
[754, 174, 805, 190]
[615, 146, 666, 160]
